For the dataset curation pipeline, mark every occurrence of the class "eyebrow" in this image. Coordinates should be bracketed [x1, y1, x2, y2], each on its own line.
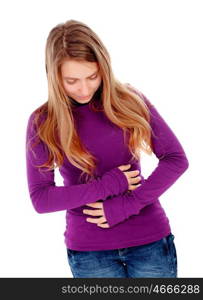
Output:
[63, 71, 98, 80]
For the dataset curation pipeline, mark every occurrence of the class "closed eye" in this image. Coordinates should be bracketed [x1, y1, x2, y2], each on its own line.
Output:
[88, 75, 97, 80]
[65, 75, 98, 84]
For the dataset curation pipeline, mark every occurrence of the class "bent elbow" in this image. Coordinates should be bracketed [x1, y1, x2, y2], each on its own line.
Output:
[33, 203, 46, 214]
[180, 154, 189, 173]
[30, 189, 49, 214]
[162, 152, 189, 175]
[31, 199, 47, 214]
[177, 156, 189, 174]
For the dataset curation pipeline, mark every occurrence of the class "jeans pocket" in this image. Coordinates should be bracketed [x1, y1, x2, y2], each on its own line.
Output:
[162, 234, 177, 275]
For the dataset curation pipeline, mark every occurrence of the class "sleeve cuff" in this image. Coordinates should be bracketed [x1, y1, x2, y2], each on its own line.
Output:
[108, 167, 129, 194]
[102, 195, 126, 227]
[103, 191, 143, 228]
[101, 167, 129, 199]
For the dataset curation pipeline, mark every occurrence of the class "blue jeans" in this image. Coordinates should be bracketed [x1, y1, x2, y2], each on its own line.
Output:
[66, 233, 177, 278]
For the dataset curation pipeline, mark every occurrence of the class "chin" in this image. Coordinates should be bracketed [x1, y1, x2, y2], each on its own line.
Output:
[76, 95, 92, 103]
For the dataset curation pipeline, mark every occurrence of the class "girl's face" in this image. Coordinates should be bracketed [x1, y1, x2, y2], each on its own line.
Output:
[61, 59, 102, 104]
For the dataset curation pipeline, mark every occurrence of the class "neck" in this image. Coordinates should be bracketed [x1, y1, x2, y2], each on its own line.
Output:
[69, 97, 92, 106]
[68, 87, 103, 110]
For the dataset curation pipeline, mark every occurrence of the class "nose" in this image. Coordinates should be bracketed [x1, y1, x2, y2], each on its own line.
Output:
[78, 81, 90, 97]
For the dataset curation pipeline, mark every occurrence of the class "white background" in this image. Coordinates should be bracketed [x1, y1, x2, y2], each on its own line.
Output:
[0, 0, 202, 278]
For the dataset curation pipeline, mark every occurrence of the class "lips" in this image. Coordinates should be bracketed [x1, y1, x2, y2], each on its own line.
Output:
[77, 95, 91, 100]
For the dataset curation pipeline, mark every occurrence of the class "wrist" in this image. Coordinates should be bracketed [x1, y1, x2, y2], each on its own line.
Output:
[101, 167, 129, 197]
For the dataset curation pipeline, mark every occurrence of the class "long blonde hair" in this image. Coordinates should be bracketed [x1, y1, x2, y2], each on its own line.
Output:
[27, 19, 154, 183]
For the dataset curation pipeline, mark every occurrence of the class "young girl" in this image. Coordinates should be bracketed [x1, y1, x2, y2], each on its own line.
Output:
[25, 19, 189, 278]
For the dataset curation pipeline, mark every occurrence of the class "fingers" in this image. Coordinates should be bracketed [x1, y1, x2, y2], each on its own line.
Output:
[129, 175, 141, 185]
[83, 206, 110, 227]
[124, 170, 140, 178]
[85, 214, 110, 228]
[86, 202, 103, 208]
[97, 223, 110, 228]
[83, 208, 103, 216]
[130, 170, 140, 175]
[86, 216, 106, 224]
[118, 164, 131, 171]
[129, 183, 141, 191]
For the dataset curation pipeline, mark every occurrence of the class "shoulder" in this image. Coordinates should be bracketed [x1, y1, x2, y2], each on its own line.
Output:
[27, 102, 48, 126]
[124, 83, 154, 109]
[26, 102, 48, 137]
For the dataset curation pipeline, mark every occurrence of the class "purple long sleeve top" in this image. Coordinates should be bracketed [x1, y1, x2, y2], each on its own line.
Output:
[25, 91, 189, 251]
